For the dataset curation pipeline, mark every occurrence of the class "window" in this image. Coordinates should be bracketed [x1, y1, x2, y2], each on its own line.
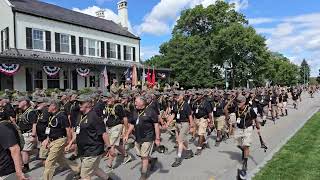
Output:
[88, 39, 96, 56]
[34, 70, 43, 89]
[97, 41, 100, 57]
[63, 71, 69, 90]
[83, 39, 87, 55]
[33, 29, 44, 50]
[60, 34, 70, 53]
[110, 43, 117, 59]
[89, 75, 96, 87]
[47, 75, 60, 89]
[125, 46, 132, 60]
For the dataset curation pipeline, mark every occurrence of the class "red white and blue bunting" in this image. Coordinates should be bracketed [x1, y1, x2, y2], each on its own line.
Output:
[0, 64, 20, 76]
[76, 68, 90, 77]
[43, 66, 60, 77]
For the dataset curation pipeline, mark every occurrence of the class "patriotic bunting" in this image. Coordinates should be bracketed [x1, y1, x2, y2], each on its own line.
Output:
[76, 68, 90, 77]
[43, 66, 60, 77]
[0, 64, 20, 76]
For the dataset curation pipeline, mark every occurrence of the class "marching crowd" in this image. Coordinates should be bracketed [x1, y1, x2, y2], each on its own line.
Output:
[0, 80, 318, 180]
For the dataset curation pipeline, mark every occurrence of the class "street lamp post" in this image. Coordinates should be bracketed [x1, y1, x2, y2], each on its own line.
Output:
[224, 62, 230, 91]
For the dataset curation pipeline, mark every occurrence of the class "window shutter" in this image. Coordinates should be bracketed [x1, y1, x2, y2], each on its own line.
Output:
[133, 47, 136, 61]
[100, 41, 105, 57]
[117, 44, 121, 60]
[1, 30, 3, 52]
[79, 37, 83, 55]
[26, 28, 32, 49]
[106, 42, 110, 58]
[5, 27, 9, 49]
[123, 45, 127, 60]
[71, 35, 76, 54]
[45, 31, 51, 51]
[55, 33, 60, 52]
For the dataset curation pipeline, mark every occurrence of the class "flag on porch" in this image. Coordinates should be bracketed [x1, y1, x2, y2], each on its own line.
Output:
[146, 66, 151, 86]
[151, 66, 156, 87]
[124, 67, 131, 82]
[132, 64, 138, 87]
[103, 66, 109, 87]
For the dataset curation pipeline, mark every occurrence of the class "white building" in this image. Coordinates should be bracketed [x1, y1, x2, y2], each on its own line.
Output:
[0, 0, 169, 91]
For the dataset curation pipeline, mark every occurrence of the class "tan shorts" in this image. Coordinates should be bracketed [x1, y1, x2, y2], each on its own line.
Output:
[229, 113, 237, 124]
[135, 141, 154, 157]
[263, 106, 269, 116]
[39, 142, 49, 160]
[195, 118, 208, 136]
[214, 116, 225, 131]
[80, 155, 102, 178]
[0, 173, 18, 180]
[22, 133, 35, 152]
[175, 122, 189, 142]
[109, 124, 123, 146]
[234, 126, 253, 147]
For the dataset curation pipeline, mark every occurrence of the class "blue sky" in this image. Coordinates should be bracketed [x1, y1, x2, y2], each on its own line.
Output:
[44, 0, 320, 76]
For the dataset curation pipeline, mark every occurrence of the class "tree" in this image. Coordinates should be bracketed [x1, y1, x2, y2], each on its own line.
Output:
[299, 59, 310, 84]
[146, 1, 299, 88]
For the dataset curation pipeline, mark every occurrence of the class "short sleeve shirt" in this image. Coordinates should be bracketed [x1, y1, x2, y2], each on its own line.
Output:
[76, 110, 106, 157]
[0, 103, 15, 122]
[0, 123, 18, 176]
[172, 101, 192, 123]
[48, 111, 70, 139]
[129, 106, 158, 143]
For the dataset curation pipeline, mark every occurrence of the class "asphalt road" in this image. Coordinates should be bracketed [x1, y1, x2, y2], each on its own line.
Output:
[26, 92, 320, 180]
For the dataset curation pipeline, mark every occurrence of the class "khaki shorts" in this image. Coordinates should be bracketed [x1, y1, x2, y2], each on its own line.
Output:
[22, 133, 35, 152]
[135, 141, 154, 157]
[214, 116, 225, 131]
[263, 106, 269, 116]
[80, 155, 102, 178]
[229, 113, 237, 124]
[109, 124, 123, 146]
[195, 118, 208, 136]
[0, 173, 19, 180]
[175, 122, 189, 142]
[39, 141, 49, 160]
[234, 126, 253, 147]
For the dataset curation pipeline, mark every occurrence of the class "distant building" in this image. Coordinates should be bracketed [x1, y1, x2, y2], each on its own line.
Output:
[0, 0, 169, 91]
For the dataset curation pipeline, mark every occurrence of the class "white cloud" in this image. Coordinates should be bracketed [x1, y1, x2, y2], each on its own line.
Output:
[140, 46, 160, 60]
[229, 0, 249, 11]
[72, 6, 135, 34]
[253, 13, 320, 76]
[249, 17, 275, 25]
[135, 0, 247, 36]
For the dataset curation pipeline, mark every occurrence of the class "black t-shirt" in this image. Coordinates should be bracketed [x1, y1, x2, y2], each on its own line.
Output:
[36, 108, 50, 142]
[76, 110, 106, 157]
[48, 111, 70, 140]
[292, 93, 299, 100]
[16, 107, 37, 133]
[259, 95, 270, 107]
[270, 95, 277, 105]
[212, 100, 225, 117]
[192, 99, 212, 119]
[150, 100, 160, 116]
[0, 103, 15, 122]
[129, 106, 158, 143]
[172, 101, 192, 123]
[103, 104, 125, 128]
[236, 106, 257, 129]
[70, 101, 80, 128]
[93, 100, 105, 118]
[0, 123, 18, 176]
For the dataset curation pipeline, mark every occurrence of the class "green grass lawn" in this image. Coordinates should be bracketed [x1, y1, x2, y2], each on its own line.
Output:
[254, 112, 320, 180]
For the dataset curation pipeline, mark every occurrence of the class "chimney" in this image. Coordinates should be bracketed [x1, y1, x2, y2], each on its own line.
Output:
[117, 0, 128, 30]
[96, 9, 105, 19]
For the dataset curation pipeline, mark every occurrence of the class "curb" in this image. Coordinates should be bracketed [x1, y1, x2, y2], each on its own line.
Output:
[248, 101, 320, 179]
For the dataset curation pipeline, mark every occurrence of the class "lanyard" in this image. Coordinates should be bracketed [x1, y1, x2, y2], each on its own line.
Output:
[177, 101, 184, 112]
[48, 111, 61, 127]
[79, 114, 88, 126]
[237, 105, 248, 117]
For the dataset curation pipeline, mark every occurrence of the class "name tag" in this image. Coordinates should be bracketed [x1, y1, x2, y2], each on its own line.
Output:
[136, 118, 140, 125]
[236, 118, 241, 124]
[76, 126, 80, 134]
[253, 108, 258, 114]
[103, 117, 108, 124]
[103, 110, 106, 114]
[196, 109, 199, 113]
[45, 127, 50, 135]
[249, 101, 252, 105]
[213, 107, 217, 112]
[177, 113, 180, 120]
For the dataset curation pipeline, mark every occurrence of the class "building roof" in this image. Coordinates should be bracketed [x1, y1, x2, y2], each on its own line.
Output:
[9, 0, 140, 40]
[0, 48, 172, 72]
